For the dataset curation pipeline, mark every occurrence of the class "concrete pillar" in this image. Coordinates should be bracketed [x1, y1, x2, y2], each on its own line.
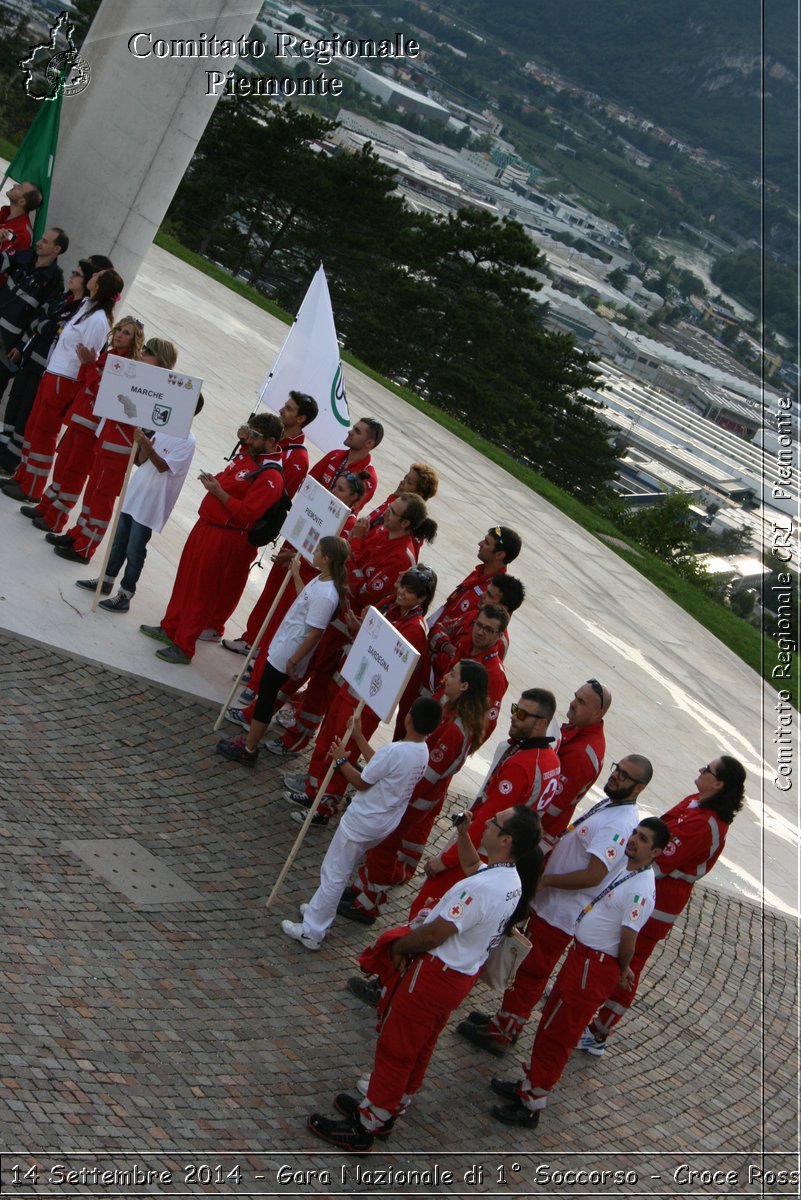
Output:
[49, 0, 262, 293]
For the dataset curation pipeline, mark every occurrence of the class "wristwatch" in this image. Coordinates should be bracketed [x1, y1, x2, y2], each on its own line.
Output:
[335, 756, 348, 768]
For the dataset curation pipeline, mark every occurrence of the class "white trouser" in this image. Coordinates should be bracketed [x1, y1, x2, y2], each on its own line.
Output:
[302, 823, 383, 942]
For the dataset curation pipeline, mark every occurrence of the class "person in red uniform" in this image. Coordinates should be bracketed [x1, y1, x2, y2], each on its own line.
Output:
[427, 603, 509, 743]
[284, 566, 437, 822]
[139, 411, 284, 664]
[49, 338, 176, 563]
[306, 805, 543, 1153]
[306, 416, 382, 513]
[364, 461, 439, 543]
[0, 181, 41, 282]
[338, 658, 490, 928]
[539, 678, 610, 851]
[23, 317, 144, 532]
[276, 390, 317, 498]
[409, 689, 560, 918]
[427, 524, 521, 640]
[489, 818, 670, 1129]
[261, 494, 435, 759]
[430, 572, 524, 668]
[577, 754, 746, 1058]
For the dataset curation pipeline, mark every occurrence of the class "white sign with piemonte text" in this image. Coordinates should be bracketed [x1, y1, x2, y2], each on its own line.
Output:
[340, 605, 420, 723]
[279, 475, 350, 565]
[94, 355, 202, 439]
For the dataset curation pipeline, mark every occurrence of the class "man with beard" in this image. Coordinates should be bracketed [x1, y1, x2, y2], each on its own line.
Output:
[456, 754, 652, 1054]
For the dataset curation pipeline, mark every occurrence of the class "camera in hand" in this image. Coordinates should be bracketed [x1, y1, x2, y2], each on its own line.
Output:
[451, 811, 467, 827]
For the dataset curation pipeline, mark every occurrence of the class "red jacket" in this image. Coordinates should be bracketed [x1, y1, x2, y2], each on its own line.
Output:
[540, 720, 606, 846]
[440, 737, 560, 870]
[348, 526, 417, 616]
[651, 794, 729, 928]
[199, 450, 284, 530]
[309, 448, 377, 512]
[431, 638, 508, 744]
[429, 563, 505, 640]
[407, 712, 472, 814]
[279, 433, 309, 498]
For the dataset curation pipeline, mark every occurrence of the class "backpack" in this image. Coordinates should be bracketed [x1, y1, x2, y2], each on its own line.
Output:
[247, 461, 291, 547]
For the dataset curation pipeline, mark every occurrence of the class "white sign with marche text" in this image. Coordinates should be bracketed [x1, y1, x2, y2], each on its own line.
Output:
[94, 356, 202, 439]
[340, 605, 420, 723]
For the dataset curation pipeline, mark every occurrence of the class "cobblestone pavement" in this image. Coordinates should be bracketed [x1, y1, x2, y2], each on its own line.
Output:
[0, 635, 797, 1196]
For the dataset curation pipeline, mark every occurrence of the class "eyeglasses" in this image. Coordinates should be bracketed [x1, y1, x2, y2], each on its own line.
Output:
[511, 701, 542, 720]
[490, 526, 505, 549]
[610, 761, 641, 784]
[143, 343, 159, 355]
[490, 816, 510, 835]
[474, 620, 500, 635]
[246, 427, 266, 439]
[407, 565, 434, 580]
[588, 678, 604, 703]
[699, 764, 719, 779]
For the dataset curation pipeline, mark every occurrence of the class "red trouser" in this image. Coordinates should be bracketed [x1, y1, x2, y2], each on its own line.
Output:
[520, 942, 620, 1111]
[589, 921, 667, 1041]
[354, 790, 448, 917]
[358, 953, 477, 1131]
[65, 446, 129, 558]
[36, 422, 97, 531]
[480, 911, 572, 1047]
[13, 373, 80, 500]
[161, 522, 256, 658]
[304, 685, 379, 815]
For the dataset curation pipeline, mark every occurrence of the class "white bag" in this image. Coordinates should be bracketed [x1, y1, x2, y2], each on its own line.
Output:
[481, 926, 532, 992]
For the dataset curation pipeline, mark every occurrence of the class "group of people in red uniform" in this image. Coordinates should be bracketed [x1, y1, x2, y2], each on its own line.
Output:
[130, 389, 746, 1152]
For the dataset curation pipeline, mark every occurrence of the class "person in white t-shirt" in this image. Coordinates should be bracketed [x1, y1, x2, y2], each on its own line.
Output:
[78, 383, 202, 613]
[306, 803, 543, 1153]
[216, 536, 350, 766]
[489, 816, 669, 1128]
[459, 753, 653, 1053]
[281, 697, 444, 951]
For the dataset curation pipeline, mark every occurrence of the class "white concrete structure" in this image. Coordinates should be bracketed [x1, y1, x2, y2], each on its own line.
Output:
[50, 0, 263, 292]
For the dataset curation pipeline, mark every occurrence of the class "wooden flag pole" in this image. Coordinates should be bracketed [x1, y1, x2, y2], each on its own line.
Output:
[212, 567, 293, 732]
[264, 701, 365, 910]
[91, 438, 138, 613]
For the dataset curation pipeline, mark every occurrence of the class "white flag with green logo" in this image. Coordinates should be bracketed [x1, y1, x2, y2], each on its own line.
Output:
[256, 264, 349, 453]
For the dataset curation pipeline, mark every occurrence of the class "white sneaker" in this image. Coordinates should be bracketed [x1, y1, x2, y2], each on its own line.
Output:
[275, 705, 296, 729]
[239, 686, 256, 704]
[299, 902, 308, 916]
[283, 772, 308, 794]
[576, 1028, 607, 1057]
[280, 919, 321, 951]
[222, 637, 250, 655]
[356, 1073, 371, 1097]
[264, 737, 300, 758]
[198, 628, 219, 642]
[225, 707, 249, 730]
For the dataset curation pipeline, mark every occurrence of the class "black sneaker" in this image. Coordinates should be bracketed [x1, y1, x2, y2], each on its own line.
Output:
[489, 1101, 540, 1129]
[346, 977, 382, 1008]
[76, 579, 113, 596]
[19, 504, 38, 519]
[337, 900, 376, 925]
[490, 1077, 521, 1101]
[456, 1020, 512, 1055]
[98, 591, 130, 613]
[466, 1010, 491, 1026]
[216, 736, 259, 766]
[307, 1113, 374, 1153]
[334, 1093, 394, 1137]
[45, 532, 73, 547]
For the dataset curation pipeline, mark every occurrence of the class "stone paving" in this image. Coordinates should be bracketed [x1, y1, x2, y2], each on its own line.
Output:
[0, 634, 797, 1196]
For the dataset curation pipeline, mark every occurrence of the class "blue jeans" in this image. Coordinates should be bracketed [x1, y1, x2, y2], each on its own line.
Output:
[105, 512, 153, 595]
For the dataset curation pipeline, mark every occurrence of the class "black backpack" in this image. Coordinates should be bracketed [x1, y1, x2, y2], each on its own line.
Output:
[247, 461, 291, 547]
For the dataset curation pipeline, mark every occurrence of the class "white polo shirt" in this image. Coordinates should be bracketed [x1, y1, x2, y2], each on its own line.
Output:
[46, 300, 110, 379]
[424, 864, 522, 976]
[575, 867, 656, 956]
[268, 577, 339, 677]
[122, 431, 196, 533]
[534, 800, 641, 936]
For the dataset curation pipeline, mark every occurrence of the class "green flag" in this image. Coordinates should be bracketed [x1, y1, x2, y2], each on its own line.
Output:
[5, 87, 64, 239]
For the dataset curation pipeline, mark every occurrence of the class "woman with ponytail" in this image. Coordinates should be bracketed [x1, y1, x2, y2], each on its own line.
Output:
[341, 657, 491, 927]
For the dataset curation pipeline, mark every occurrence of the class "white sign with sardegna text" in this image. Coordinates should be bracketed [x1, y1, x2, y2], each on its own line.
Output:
[280, 475, 350, 565]
[340, 605, 420, 723]
[94, 356, 202, 439]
